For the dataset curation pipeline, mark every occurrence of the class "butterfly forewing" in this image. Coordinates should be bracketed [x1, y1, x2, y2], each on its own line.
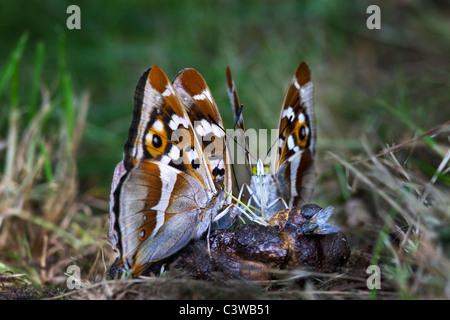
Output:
[226, 66, 246, 132]
[172, 68, 232, 197]
[226, 66, 252, 194]
[274, 62, 315, 167]
[123, 66, 210, 187]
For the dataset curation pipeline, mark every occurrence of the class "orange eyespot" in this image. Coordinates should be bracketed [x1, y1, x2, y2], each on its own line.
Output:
[299, 125, 307, 141]
[145, 128, 167, 158]
[152, 134, 162, 148]
[296, 123, 308, 148]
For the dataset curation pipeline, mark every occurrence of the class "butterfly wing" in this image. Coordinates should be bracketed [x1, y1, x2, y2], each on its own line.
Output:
[225, 66, 252, 194]
[172, 68, 232, 199]
[109, 66, 220, 274]
[226, 66, 246, 132]
[123, 66, 213, 187]
[273, 62, 317, 208]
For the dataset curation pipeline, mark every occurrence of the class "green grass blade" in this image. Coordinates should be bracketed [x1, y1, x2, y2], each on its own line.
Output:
[376, 98, 444, 158]
[62, 73, 76, 142]
[0, 34, 28, 174]
[3, 109, 19, 178]
[334, 163, 351, 200]
[28, 42, 45, 121]
[0, 33, 28, 106]
[57, 34, 76, 145]
[10, 55, 20, 111]
[38, 141, 54, 184]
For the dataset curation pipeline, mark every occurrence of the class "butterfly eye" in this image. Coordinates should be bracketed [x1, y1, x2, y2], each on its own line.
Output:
[152, 134, 163, 148]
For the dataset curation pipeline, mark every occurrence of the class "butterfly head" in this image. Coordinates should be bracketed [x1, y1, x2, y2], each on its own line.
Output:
[251, 158, 270, 177]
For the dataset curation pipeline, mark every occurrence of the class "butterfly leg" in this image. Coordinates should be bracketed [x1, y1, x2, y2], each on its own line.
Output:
[281, 197, 288, 209]
[258, 196, 289, 221]
[228, 183, 266, 225]
[213, 204, 232, 224]
[266, 196, 289, 210]
[234, 203, 268, 226]
[212, 203, 239, 230]
[244, 184, 263, 213]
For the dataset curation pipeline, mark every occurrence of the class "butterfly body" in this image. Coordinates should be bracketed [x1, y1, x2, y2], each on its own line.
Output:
[245, 159, 285, 220]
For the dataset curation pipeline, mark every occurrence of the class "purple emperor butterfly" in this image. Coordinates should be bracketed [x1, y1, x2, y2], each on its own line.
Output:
[108, 66, 232, 276]
[226, 62, 317, 222]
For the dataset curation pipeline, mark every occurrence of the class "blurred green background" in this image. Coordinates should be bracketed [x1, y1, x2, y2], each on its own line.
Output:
[1, 0, 449, 200]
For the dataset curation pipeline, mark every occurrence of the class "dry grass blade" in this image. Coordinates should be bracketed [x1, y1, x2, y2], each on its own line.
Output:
[370, 121, 450, 161]
[420, 148, 450, 204]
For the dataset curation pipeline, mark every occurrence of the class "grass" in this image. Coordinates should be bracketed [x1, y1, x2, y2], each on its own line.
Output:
[328, 142, 449, 299]
[0, 35, 97, 288]
[0, 1, 449, 299]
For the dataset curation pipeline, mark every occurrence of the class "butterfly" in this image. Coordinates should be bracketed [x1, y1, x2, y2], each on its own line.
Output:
[226, 62, 317, 222]
[108, 66, 232, 276]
